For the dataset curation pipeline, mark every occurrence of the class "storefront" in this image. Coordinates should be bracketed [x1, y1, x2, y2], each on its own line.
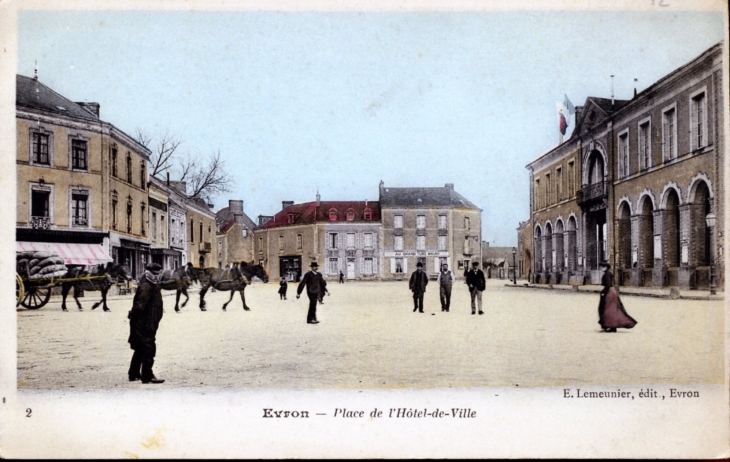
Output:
[279, 256, 302, 282]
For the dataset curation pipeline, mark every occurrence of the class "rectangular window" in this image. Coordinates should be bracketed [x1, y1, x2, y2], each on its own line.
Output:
[464, 237, 470, 254]
[438, 215, 447, 230]
[296, 234, 302, 250]
[152, 211, 157, 239]
[545, 173, 551, 205]
[556, 167, 562, 201]
[416, 215, 425, 229]
[535, 179, 540, 209]
[71, 139, 88, 170]
[416, 235, 425, 250]
[395, 258, 404, 273]
[692, 92, 706, 150]
[438, 235, 446, 251]
[619, 131, 629, 178]
[127, 203, 133, 234]
[464, 217, 470, 230]
[663, 107, 677, 161]
[140, 205, 146, 236]
[160, 215, 165, 243]
[329, 233, 338, 249]
[279, 235, 284, 251]
[394, 215, 403, 229]
[328, 258, 339, 274]
[394, 235, 404, 251]
[31, 190, 50, 218]
[112, 199, 118, 229]
[347, 233, 355, 248]
[32, 133, 50, 165]
[190, 219, 194, 242]
[364, 257, 373, 274]
[364, 233, 373, 248]
[140, 162, 146, 190]
[567, 162, 574, 197]
[111, 148, 118, 177]
[639, 121, 651, 170]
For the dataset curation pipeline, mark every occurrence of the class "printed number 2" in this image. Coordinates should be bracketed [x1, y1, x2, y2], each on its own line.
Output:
[26, 408, 32, 417]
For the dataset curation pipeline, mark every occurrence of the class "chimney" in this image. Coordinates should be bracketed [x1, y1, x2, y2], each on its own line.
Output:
[229, 199, 244, 214]
[282, 201, 294, 210]
[258, 215, 273, 226]
[166, 172, 170, 186]
[610, 75, 615, 106]
[445, 183, 454, 190]
[76, 102, 100, 117]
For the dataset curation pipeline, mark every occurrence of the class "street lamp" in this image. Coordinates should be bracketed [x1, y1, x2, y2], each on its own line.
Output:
[705, 212, 717, 295]
[512, 247, 517, 285]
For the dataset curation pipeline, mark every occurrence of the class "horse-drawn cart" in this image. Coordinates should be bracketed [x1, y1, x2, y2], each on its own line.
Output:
[16, 259, 109, 310]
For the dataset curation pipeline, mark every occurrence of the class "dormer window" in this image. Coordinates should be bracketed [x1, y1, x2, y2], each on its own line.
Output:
[364, 208, 372, 221]
[287, 213, 295, 224]
[328, 208, 338, 221]
[346, 209, 355, 221]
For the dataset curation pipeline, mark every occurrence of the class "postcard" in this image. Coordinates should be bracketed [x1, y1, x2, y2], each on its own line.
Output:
[1, 0, 728, 458]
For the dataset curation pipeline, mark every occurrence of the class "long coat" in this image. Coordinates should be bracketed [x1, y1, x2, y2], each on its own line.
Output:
[409, 270, 429, 293]
[128, 276, 164, 355]
[464, 268, 486, 291]
[598, 269, 637, 330]
[297, 270, 326, 296]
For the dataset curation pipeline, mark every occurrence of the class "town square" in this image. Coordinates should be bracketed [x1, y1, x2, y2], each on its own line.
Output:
[4, 3, 728, 459]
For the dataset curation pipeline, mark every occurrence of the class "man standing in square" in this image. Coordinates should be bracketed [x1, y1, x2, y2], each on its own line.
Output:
[297, 261, 326, 324]
[128, 263, 165, 384]
[409, 261, 428, 313]
[436, 263, 455, 312]
[464, 261, 486, 315]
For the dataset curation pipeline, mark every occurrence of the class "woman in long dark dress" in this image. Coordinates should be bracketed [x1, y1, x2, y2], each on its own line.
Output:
[597, 263, 637, 332]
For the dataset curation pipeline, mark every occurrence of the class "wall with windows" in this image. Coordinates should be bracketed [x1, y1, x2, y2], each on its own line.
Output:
[187, 204, 217, 268]
[253, 224, 317, 279]
[16, 118, 104, 230]
[321, 223, 382, 279]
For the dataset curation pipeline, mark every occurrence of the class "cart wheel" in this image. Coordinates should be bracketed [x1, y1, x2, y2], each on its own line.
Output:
[16, 274, 24, 307]
[21, 287, 51, 310]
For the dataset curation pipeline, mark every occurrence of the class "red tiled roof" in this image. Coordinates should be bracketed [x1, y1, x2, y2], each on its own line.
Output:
[265, 201, 381, 228]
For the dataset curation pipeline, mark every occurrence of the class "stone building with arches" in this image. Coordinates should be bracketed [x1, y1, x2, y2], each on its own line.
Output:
[525, 42, 724, 290]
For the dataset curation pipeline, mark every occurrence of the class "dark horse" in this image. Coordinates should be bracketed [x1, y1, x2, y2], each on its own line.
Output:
[61, 262, 132, 312]
[197, 263, 269, 311]
[158, 262, 198, 313]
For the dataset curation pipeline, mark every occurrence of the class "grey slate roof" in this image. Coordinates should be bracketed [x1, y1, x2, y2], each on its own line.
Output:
[216, 206, 257, 230]
[379, 185, 480, 210]
[16, 75, 100, 121]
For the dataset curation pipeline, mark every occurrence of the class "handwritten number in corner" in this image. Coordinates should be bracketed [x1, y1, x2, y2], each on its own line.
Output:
[26, 408, 32, 417]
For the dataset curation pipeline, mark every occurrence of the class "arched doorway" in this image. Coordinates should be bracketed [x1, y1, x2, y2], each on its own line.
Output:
[567, 216, 578, 273]
[545, 222, 553, 276]
[692, 181, 712, 266]
[581, 150, 608, 280]
[638, 196, 655, 270]
[555, 219, 565, 275]
[199, 255, 205, 268]
[534, 226, 543, 279]
[664, 189, 681, 269]
[617, 202, 632, 269]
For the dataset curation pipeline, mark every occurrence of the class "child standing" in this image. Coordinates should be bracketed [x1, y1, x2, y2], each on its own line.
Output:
[278, 277, 288, 300]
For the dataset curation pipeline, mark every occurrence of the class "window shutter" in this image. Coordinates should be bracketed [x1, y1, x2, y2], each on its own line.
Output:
[390, 258, 396, 274]
[403, 258, 408, 273]
[434, 257, 439, 273]
[447, 257, 451, 270]
[338, 233, 342, 249]
[338, 258, 343, 271]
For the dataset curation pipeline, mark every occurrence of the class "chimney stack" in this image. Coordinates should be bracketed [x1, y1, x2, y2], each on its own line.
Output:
[445, 183, 454, 190]
[611, 75, 615, 106]
[76, 102, 100, 117]
[166, 172, 170, 186]
[282, 201, 294, 210]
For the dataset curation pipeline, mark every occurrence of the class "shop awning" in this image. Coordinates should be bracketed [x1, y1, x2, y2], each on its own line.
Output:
[16, 242, 112, 265]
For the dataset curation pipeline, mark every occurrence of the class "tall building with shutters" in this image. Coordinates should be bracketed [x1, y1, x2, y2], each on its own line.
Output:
[16, 74, 151, 278]
[253, 198, 381, 281]
[378, 182, 482, 280]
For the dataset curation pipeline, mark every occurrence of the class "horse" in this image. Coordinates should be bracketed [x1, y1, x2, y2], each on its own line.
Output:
[60, 262, 132, 312]
[158, 262, 198, 313]
[197, 263, 269, 311]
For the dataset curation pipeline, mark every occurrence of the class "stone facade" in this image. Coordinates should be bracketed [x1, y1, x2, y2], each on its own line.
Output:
[525, 42, 724, 290]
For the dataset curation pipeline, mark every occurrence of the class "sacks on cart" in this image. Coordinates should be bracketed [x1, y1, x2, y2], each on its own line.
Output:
[16, 250, 68, 279]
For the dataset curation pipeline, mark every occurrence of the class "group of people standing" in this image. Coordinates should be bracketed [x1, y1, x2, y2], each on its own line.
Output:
[125, 257, 637, 385]
[409, 261, 486, 315]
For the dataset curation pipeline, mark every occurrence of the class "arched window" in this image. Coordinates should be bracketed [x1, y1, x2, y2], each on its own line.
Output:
[328, 208, 338, 221]
[364, 208, 372, 221]
[587, 151, 604, 185]
[346, 209, 355, 221]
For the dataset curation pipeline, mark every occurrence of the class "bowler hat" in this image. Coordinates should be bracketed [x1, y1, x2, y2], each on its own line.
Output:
[599, 262, 611, 268]
[145, 263, 162, 272]
[472, 261, 479, 267]
[416, 262, 423, 267]
[310, 261, 319, 268]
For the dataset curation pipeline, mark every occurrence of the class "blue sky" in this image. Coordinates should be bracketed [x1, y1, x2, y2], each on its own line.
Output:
[17, 8, 725, 245]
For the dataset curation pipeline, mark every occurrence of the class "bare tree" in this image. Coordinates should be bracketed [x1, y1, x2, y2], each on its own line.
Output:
[135, 129, 182, 179]
[178, 150, 233, 203]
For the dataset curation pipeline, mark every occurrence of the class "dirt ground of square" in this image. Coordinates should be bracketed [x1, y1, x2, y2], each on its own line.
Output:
[16, 280, 724, 390]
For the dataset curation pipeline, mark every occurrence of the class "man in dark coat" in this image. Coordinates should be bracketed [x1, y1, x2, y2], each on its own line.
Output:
[464, 261, 486, 315]
[128, 263, 165, 384]
[297, 261, 327, 324]
[409, 261, 428, 313]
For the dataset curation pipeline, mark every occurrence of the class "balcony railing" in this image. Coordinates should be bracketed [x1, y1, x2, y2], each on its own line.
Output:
[577, 181, 608, 205]
[199, 242, 212, 253]
[30, 216, 51, 230]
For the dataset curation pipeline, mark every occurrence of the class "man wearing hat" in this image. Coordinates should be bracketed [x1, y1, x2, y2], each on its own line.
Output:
[297, 261, 327, 324]
[464, 261, 486, 315]
[127, 263, 165, 384]
[409, 261, 429, 313]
